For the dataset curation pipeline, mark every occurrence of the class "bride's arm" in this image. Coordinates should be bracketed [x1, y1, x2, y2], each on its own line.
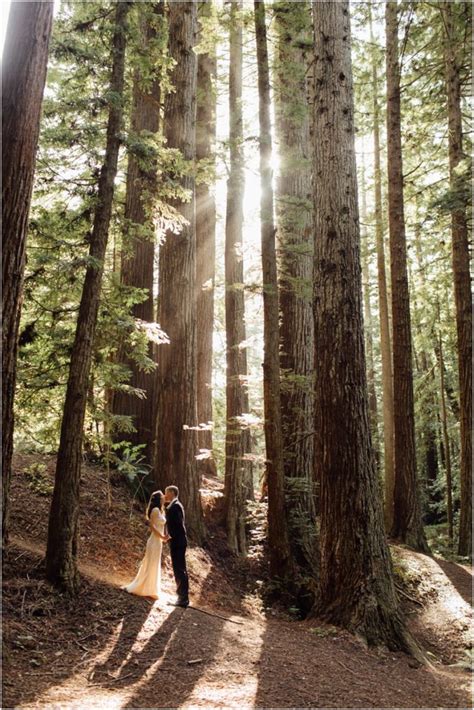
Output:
[149, 510, 168, 540]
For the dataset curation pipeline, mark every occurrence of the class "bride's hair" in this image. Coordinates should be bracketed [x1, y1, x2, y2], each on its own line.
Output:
[146, 490, 164, 520]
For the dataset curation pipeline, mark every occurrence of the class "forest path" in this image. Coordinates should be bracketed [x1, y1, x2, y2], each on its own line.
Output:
[4, 535, 472, 709]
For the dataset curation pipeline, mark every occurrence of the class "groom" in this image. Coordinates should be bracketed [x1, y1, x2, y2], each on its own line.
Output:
[164, 485, 189, 608]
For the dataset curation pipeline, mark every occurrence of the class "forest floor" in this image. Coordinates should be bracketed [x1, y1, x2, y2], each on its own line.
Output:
[3, 453, 473, 709]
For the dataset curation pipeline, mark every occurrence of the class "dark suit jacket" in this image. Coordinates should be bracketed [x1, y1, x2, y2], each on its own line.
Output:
[165, 499, 187, 547]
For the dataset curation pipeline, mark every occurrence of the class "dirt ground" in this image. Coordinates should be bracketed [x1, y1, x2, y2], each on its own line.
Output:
[2, 454, 473, 709]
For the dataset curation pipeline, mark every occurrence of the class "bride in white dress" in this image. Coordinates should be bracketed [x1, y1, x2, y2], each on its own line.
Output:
[123, 490, 169, 600]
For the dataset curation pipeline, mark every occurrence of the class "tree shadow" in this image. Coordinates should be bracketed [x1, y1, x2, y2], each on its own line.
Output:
[191, 556, 247, 617]
[433, 556, 473, 607]
[193, 533, 257, 618]
[91, 605, 182, 689]
[118, 574, 227, 708]
[91, 598, 153, 681]
[2, 544, 144, 708]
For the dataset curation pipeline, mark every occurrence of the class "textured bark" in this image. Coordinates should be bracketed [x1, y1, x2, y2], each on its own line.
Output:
[2, 1, 54, 545]
[254, 0, 292, 579]
[312, 1, 415, 652]
[274, 1, 317, 576]
[224, 0, 253, 556]
[111, 3, 163, 467]
[154, 1, 204, 541]
[385, 1, 428, 553]
[369, 4, 395, 533]
[441, 3, 472, 558]
[45, 1, 130, 592]
[196, 1, 217, 479]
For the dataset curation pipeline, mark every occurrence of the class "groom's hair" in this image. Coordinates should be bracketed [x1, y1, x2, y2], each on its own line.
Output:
[166, 485, 179, 499]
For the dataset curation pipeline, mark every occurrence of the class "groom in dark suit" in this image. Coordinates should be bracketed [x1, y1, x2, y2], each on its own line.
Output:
[164, 485, 189, 608]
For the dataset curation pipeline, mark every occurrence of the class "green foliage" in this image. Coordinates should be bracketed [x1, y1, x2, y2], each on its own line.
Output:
[23, 463, 53, 497]
[424, 523, 467, 562]
[106, 442, 152, 502]
[16, 0, 190, 457]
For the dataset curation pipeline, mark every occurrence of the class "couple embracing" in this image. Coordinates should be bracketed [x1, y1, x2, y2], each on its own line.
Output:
[123, 485, 189, 608]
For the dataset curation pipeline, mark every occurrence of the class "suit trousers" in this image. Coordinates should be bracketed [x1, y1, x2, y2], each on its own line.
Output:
[170, 542, 189, 603]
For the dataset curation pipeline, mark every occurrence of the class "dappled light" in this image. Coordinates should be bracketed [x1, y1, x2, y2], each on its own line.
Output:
[2, 0, 471, 707]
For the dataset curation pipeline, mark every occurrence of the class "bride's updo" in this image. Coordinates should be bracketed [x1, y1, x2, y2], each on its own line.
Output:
[146, 490, 164, 520]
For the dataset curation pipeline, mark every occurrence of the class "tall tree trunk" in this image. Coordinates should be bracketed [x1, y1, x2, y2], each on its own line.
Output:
[413, 206, 442, 524]
[360, 161, 379, 448]
[196, 1, 217, 479]
[369, 3, 395, 533]
[437, 330, 454, 542]
[154, 1, 204, 541]
[273, 0, 318, 577]
[224, 0, 253, 556]
[312, 0, 416, 653]
[2, 1, 54, 545]
[441, 2, 472, 558]
[254, 0, 292, 580]
[385, 0, 428, 553]
[112, 3, 163, 467]
[46, 1, 130, 592]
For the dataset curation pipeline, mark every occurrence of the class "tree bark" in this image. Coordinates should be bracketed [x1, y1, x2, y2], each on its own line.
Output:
[154, 1, 204, 541]
[196, 1, 217, 479]
[224, 0, 253, 556]
[45, 1, 130, 592]
[369, 3, 395, 533]
[2, 1, 54, 545]
[441, 2, 472, 558]
[111, 3, 163, 467]
[385, 0, 428, 553]
[273, 0, 318, 577]
[312, 0, 415, 652]
[254, 0, 292, 580]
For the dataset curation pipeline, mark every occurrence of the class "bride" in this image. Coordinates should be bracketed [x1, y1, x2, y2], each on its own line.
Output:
[123, 490, 169, 600]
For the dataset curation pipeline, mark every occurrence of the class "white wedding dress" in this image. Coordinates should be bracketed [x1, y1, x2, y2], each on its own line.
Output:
[124, 507, 165, 599]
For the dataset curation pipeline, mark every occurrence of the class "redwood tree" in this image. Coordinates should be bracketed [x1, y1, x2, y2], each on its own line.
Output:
[385, 0, 428, 553]
[2, 1, 54, 544]
[196, 1, 217, 479]
[312, 0, 416, 652]
[112, 2, 163, 466]
[369, 3, 395, 532]
[273, 0, 317, 575]
[224, 0, 253, 556]
[254, 0, 292, 580]
[154, 1, 204, 541]
[440, 2, 472, 557]
[46, 1, 130, 591]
